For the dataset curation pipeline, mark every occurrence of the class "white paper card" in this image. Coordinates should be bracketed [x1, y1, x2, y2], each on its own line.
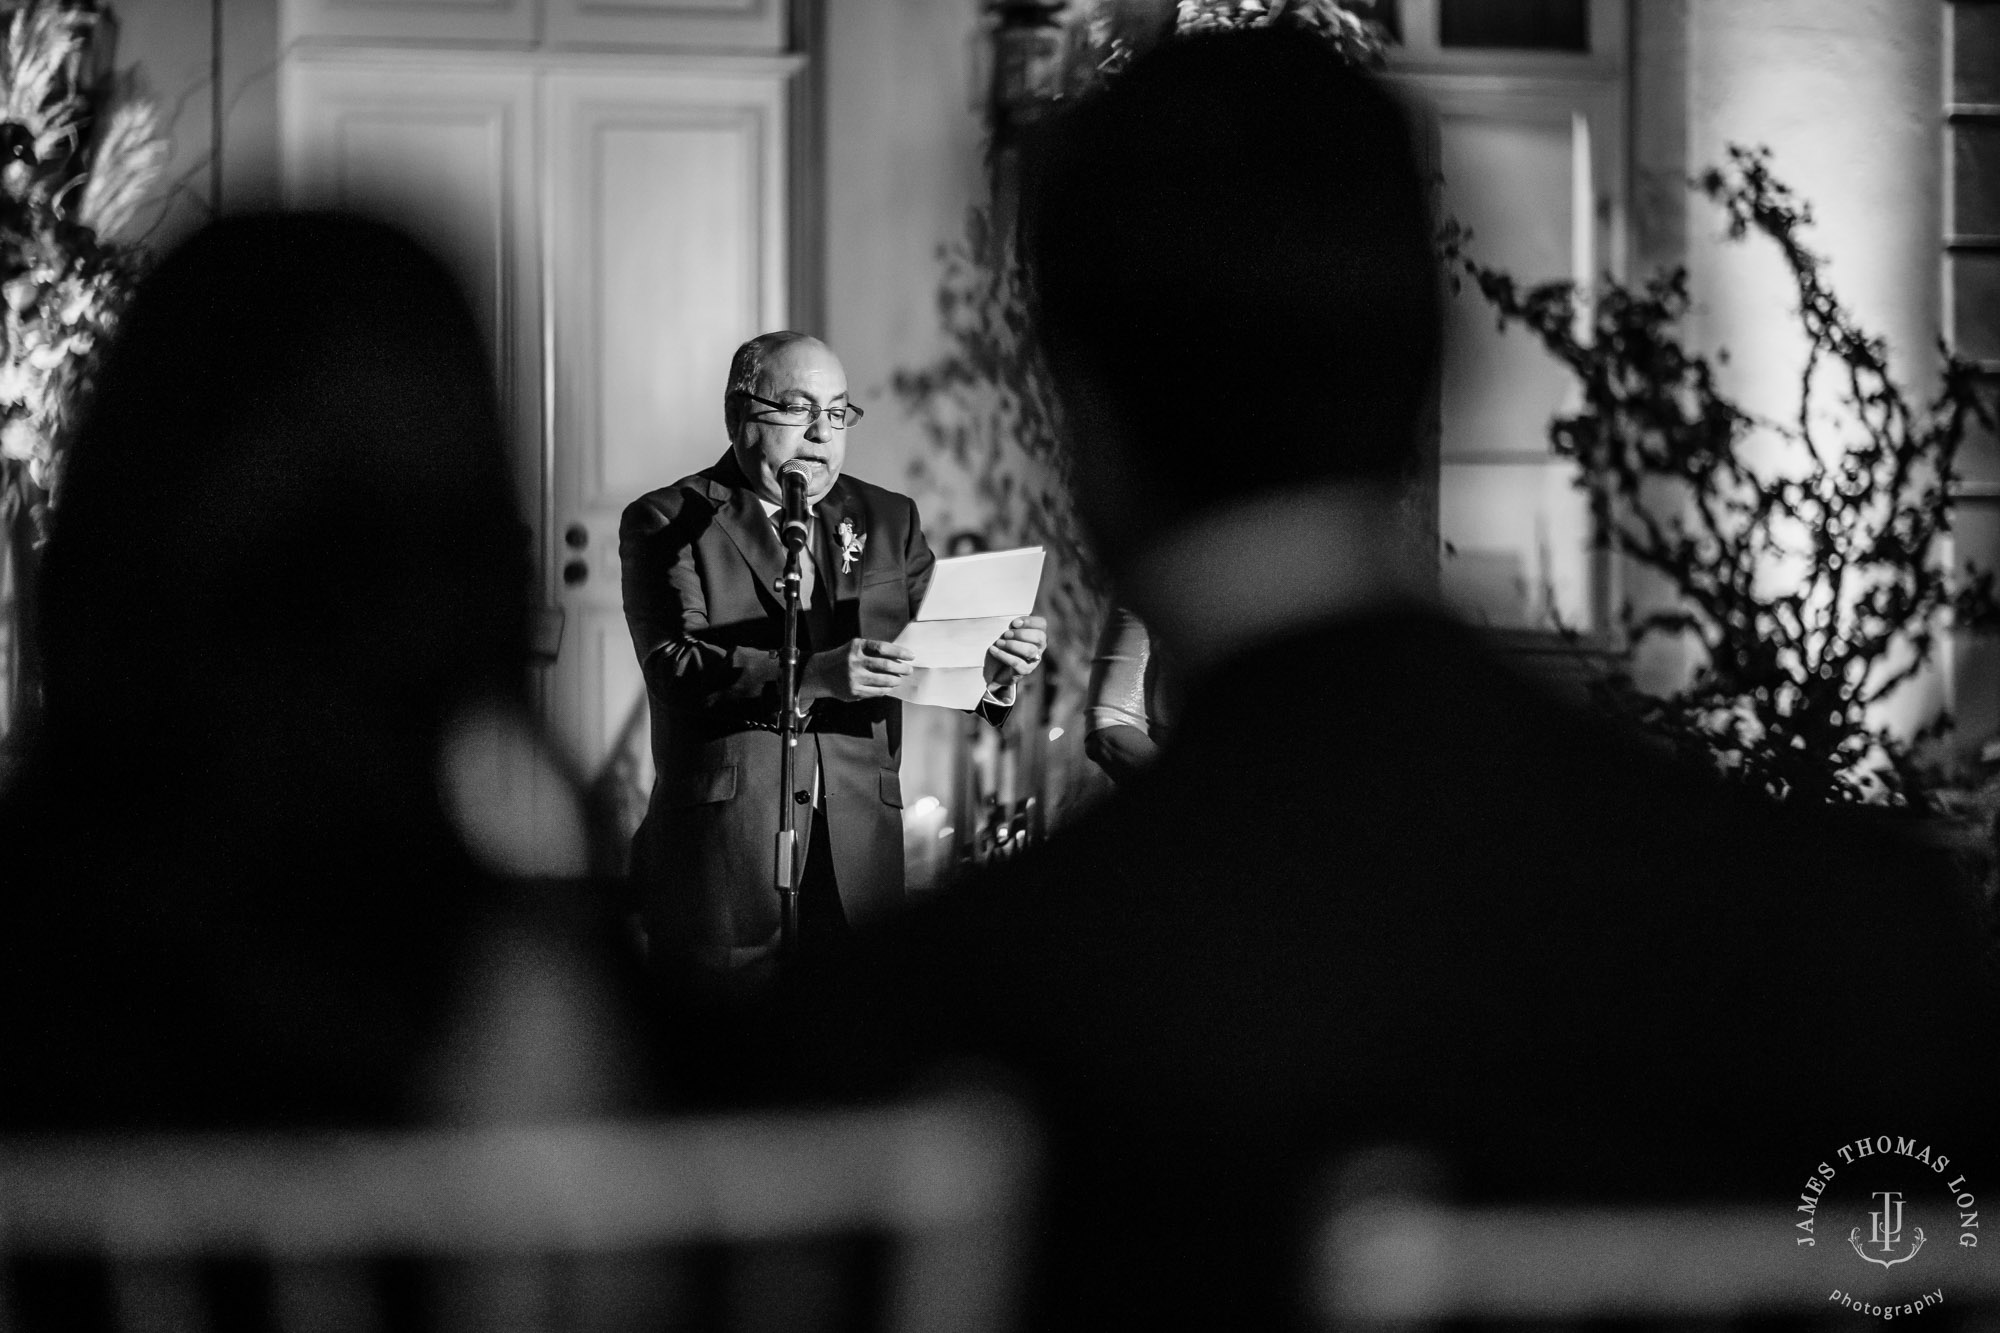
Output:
[911, 546, 1046, 622]
[893, 666, 989, 710]
[894, 615, 1018, 669]
[889, 546, 1044, 711]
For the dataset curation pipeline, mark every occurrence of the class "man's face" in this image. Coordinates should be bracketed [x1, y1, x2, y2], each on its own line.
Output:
[729, 340, 849, 507]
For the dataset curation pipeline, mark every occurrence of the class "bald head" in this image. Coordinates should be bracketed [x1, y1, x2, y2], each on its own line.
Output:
[724, 331, 829, 435]
[723, 331, 851, 506]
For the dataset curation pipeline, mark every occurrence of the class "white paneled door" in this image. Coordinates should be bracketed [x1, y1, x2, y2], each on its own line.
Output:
[544, 65, 791, 789]
[283, 50, 799, 805]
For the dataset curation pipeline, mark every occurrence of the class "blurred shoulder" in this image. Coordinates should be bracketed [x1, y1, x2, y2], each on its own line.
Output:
[621, 467, 727, 536]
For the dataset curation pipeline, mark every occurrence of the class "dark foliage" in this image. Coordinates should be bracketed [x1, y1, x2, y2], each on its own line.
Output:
[1446, 146, 2000, 806]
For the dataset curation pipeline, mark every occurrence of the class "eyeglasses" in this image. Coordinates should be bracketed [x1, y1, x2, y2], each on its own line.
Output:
[736, 392, 865, 430]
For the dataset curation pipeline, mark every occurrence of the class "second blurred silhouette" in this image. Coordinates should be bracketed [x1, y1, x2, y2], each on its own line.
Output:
[0, 213, 653, 1132]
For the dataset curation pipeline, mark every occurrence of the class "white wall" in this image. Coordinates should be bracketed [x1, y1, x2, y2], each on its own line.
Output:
[822, 0, 985, 520]
[109, 0, 282, 247]
[1684, 0, 1943, 416]
[823, 0, 994, 860]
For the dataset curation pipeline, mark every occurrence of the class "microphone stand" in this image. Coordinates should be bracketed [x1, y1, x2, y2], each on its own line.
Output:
[775, 492, 807, 961]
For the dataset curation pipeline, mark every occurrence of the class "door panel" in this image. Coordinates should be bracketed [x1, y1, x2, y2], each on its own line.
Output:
[281, 0, 537, 47]
[543, 67, 792, 779]
[281, 61, 545, 562]
[543, 0, 787, 53]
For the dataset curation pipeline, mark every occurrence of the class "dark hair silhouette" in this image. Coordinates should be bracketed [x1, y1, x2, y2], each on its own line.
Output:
[2, 213, 535, 1128]
[1026, 28, 1441, 520]
[40, 212, 528, 764]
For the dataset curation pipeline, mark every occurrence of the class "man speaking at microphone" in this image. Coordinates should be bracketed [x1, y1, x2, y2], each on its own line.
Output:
[621, 331, 1046, 984]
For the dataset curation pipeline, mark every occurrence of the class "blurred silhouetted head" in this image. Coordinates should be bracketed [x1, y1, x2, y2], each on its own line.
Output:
[1025, 28, 1440, 567]
[38, 212, 529, 797]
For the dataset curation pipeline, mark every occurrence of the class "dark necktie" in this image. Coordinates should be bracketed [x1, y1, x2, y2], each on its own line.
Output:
[774, 510, 817, 609]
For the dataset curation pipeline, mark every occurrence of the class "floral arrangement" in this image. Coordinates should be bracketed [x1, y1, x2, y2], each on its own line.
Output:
[896, 0, 1390, 702]
[0, 0, 165, 528]
[1170, 0, 1386, 61]
[0, 0, 167, 742]
[1445, 147, 2000, 807]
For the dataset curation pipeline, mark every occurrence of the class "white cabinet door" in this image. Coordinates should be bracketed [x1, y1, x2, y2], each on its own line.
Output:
[280, 58, 545, 557]
[542, 64, 793, 783]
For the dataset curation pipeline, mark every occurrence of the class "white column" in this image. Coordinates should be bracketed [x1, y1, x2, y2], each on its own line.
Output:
[1683, 0, 1946, 736]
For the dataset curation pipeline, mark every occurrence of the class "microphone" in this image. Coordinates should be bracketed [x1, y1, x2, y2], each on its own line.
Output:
[777, 458, 812, 551]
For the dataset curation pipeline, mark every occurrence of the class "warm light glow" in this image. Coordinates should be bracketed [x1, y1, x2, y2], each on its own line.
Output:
[911, 795, 940, 817]
[937, 826, 955, 841]
[1047, 726, 1065, 742]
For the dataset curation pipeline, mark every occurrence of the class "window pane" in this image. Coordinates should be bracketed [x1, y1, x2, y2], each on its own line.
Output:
[1953, 122, 2000, 238]
[1953, 3, 2000, 105]
[1948, 250, 2000, 362]
[1438, 0, 1588, 52]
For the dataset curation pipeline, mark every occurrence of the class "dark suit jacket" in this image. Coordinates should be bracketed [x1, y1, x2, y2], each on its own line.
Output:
[785, 608, 1998, 1331]
[621, 452, 1002, 970]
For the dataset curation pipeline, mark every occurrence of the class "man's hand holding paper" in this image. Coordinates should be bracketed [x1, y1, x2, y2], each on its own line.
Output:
[984, 617, 1048, 697]
[891, 546, 1047, 709]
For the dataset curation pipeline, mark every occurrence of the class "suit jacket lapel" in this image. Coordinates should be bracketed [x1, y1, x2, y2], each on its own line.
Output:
[703, 455, 786, 619]
[815, 479, 863, 633]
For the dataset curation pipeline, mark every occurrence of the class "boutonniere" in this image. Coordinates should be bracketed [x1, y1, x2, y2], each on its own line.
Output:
[836, 518, 867, 573]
